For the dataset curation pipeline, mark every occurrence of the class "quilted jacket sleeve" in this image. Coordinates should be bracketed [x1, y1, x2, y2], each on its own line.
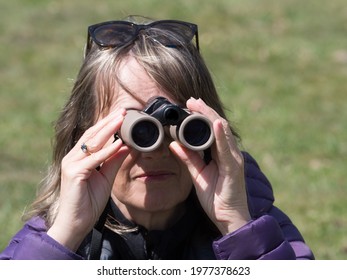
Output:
[0, 217, 82, 260]
[212, 152, 314, 260]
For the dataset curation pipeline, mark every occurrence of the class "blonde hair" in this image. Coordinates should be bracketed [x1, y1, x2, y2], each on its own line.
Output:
[24, 19, 239, 227]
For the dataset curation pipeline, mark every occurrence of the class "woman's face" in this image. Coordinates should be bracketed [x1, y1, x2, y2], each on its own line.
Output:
[109, 55, 192, 216]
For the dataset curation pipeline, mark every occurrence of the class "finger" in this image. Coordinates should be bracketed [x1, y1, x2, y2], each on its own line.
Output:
[98, 144, 130, 187]
[186, 98, 220, 122]
[79, 138, 126, 171]
[214, 119, 243, 175]
[72, 109, 126, 159]
[188, 98, 243, 167]
[169, 141, 211, 186]
[81, 108, 126, 149]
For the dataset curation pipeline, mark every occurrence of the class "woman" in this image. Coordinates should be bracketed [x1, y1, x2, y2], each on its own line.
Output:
[0, 17, 314, 260]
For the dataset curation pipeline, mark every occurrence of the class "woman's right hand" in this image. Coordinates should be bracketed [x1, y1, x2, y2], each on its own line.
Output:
[47, 108, 130, 251]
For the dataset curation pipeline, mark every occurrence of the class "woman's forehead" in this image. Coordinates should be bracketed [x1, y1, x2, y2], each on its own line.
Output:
[112, 56, 177, 108]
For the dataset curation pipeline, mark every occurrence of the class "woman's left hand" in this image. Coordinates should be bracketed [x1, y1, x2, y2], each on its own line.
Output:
[170, 98, 251, 235]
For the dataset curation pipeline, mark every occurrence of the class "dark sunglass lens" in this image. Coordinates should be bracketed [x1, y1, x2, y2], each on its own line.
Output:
[93, 23, 136, 47]
[154, 22, 195, 42]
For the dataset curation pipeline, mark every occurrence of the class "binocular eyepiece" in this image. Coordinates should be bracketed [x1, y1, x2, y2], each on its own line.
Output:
[117, 97, 214, 152]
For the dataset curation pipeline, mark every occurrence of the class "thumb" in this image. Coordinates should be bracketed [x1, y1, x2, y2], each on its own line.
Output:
[99, 144, 130, 187]
[169, 141, 211, 191]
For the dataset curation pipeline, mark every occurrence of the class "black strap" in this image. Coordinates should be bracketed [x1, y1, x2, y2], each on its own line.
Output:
[88, 199, 111, 260]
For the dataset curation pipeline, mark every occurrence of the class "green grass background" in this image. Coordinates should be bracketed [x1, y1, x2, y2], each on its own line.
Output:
[0, 0, 346, 259]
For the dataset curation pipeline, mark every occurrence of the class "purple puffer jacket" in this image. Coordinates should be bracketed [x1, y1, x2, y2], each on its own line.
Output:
[0, 152, 314, 260]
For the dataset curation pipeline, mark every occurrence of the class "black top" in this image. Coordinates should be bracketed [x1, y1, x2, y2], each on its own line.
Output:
[77, 193, 219, 260]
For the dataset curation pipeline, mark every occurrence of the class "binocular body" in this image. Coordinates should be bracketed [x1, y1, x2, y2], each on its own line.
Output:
[117, 97, 214, 152]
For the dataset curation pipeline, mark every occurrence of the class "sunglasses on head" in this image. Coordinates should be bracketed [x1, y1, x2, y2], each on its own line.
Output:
[85, 19, 199, 55]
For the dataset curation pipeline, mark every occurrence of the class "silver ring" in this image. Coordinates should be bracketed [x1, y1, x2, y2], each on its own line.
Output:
[81, 143, 89, 154]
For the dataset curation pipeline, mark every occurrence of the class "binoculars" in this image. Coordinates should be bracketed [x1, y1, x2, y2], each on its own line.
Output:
[117, 96, 214, 152]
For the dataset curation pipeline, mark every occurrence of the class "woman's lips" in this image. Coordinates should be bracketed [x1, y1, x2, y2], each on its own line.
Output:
[135, 171, 175, 182]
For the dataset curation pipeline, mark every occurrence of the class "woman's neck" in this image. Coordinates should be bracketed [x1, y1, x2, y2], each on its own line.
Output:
[112, 197, 186, 231]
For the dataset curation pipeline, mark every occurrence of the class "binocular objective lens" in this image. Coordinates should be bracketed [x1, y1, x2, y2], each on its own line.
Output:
[183, 119, 211, 147]
[131, 121, 160, 148]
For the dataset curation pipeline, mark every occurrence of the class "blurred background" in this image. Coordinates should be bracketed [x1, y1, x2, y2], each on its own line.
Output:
[0, 0, 346, 259]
